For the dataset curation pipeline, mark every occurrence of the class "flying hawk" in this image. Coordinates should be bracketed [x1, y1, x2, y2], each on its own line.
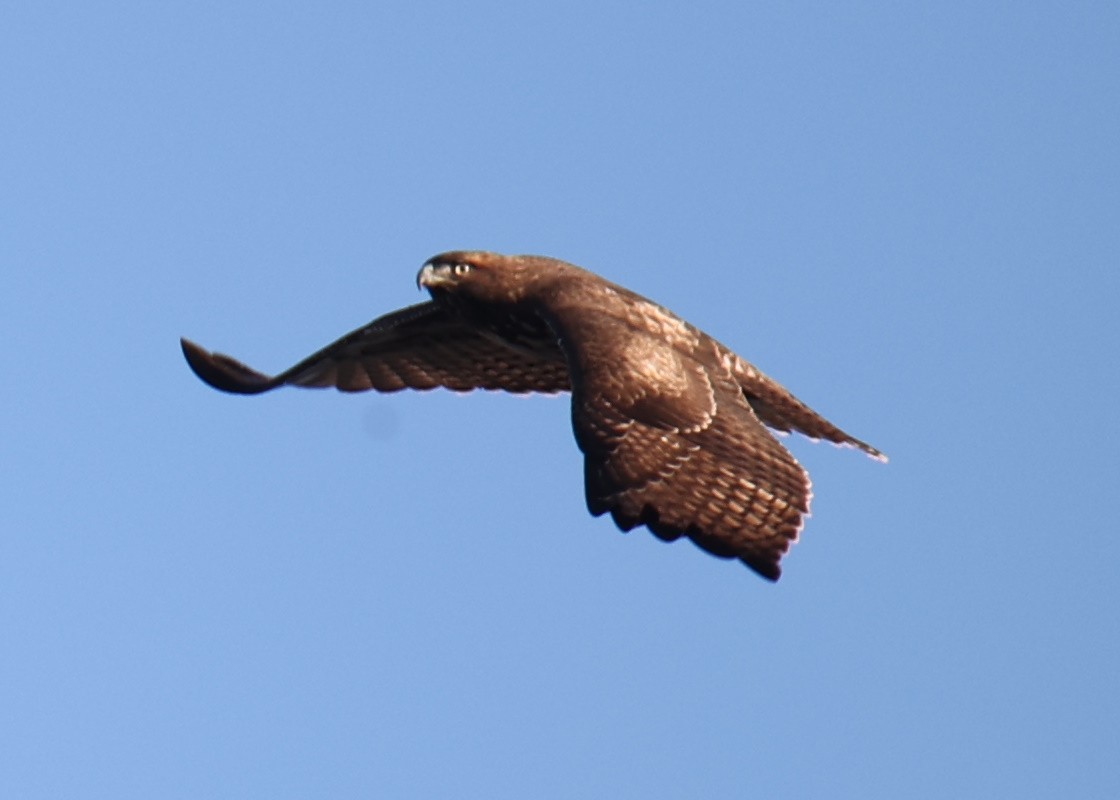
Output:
[182, 251, 885, 580]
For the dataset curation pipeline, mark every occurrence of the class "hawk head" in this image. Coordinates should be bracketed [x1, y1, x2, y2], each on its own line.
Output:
[417, 251, 544, 306]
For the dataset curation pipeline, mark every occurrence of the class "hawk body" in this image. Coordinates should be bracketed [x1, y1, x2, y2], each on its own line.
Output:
[182, 251, 884, 580]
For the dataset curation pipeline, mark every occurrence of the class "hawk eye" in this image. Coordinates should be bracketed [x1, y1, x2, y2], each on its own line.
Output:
[452, 263, 472, 276]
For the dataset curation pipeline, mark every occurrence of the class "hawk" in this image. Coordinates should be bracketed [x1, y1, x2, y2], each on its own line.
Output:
[182, 251, 885, 580]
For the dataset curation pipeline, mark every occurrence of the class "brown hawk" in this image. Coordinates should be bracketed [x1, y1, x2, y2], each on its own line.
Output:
[181, 251, 885, 580]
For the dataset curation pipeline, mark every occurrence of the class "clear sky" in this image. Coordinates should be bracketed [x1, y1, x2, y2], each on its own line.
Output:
[2, 2, 1117, 797]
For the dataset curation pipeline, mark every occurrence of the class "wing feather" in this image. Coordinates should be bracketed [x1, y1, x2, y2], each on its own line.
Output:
[561, 314, 811, 580]
[181, 301, 570, 396]
[578, 380, 810, 580]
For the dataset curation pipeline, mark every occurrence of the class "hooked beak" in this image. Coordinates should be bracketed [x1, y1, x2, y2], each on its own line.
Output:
[416, 262, 454, 291]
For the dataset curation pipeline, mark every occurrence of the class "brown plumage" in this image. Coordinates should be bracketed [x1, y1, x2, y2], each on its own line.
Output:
[182, 251, 885, 580]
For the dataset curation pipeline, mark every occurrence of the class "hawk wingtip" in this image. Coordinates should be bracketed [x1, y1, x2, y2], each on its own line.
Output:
[180, 336, 275, 395]
[744, 558, 781, 581]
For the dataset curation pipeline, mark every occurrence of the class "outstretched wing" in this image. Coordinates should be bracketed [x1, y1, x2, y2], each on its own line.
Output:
[182, 301, 570, 396]
[565, 319, 811, 580]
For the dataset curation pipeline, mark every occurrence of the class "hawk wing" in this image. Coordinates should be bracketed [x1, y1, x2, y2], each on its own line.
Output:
[181, 301, 570, 396]
[564, 321, 810, 580]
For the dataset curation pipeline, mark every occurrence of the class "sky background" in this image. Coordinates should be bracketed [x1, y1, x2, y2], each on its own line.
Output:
[2, 2, 1118, 797]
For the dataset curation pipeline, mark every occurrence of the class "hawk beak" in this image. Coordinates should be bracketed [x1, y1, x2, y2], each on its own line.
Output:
[417, 263, 454, 291]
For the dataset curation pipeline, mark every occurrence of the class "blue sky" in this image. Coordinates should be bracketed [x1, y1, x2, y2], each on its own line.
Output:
[2, 1, 1117, 797]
